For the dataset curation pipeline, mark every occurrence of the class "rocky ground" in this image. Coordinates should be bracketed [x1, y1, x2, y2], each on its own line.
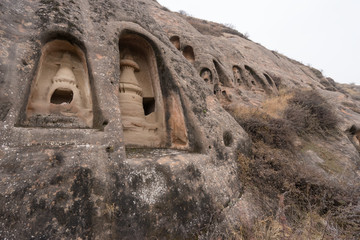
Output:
[0, 0, 359, 239]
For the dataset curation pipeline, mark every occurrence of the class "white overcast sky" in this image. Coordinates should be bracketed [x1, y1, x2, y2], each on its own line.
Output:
[157, 0, 360, 85]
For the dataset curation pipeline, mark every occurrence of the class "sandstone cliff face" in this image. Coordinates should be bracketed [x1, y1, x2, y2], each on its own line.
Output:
[0, 0, 359, 239]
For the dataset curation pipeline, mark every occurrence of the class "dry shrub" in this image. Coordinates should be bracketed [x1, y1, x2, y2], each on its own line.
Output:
[234, 139, 360, 239]
[232, 107, 294, 149]
[285, 104, 318, 134]
[285, 90, 338, 134]
[226, 91, 358, 239]
[237, 153, 252, 186]
[253, 217, 290, 240]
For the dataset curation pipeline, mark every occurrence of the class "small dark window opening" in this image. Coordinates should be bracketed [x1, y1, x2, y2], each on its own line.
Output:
[50, 88, 73, 104]
[143, 97, 155, 115]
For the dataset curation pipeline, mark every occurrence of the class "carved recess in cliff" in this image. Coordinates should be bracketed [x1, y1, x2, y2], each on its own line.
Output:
[232, 65, 243, 86]
[355, 132, 360, 146]
[182, 45, 195, 63]
[213, 60, 232, 88]
[349, 125, 360, 147]
[244, 65, 272, 93]
[200, 68, 213, 84]
[119, 33, 188, 148]
[264, 73, 278, 92]
[25, 40, 93, 128]
[170, 36, 180, 50]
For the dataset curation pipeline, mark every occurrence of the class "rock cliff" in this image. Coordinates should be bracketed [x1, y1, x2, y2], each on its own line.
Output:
[0, 0, 359, 239]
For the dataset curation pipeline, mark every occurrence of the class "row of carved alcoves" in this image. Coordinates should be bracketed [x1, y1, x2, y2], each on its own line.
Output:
[169, 36, 195, 63]
[200, 63, 280, 95]
[169, 35, 279, 95]
[21, 33, 188, 149]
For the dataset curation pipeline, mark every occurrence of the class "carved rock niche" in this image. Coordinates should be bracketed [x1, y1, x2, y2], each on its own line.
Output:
[170, 36, 180, 50]
[182, 45, 195, 63]
[213, 60, 232, 87]
[25, 40, 93, 128]
[232, 66, 242, 86]
[119, 34, 167, 147]
[200, 68, 213, 84]
[354, 131, 360, 146]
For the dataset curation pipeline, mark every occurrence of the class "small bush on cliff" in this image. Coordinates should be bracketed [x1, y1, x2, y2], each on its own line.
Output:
[232, 108, 294, 149]
[285, 90, 338, 134]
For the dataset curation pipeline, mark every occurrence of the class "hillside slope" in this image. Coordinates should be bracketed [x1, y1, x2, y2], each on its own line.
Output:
[0, 0, 359, 239]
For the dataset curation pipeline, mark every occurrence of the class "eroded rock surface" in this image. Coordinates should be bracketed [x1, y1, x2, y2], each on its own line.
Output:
[0, 0, 359, 239]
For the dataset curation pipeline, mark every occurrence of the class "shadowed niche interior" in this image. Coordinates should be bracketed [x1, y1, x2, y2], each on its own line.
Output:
[25, 40, 93, 128]
[349, 125, 360, 146]
[244, 65, 271, 93]
[170, 36, 180, 50]
[232, 65, 242, 86]
[264, 73, 274, 87]
[213, 60, 232, 87]
[200, 68, 213, 84]
[118, 33, 167, 147]
[182, 45, 195, 63]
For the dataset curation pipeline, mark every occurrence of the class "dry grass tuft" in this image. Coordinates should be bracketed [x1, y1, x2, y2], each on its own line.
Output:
[261, 91, 293, 119]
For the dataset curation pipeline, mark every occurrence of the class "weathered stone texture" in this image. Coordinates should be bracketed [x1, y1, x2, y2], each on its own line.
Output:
[0, 0, 359, 239]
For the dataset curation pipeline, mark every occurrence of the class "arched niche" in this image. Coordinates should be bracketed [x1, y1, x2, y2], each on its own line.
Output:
[200, 68, 213, 84]
[232, 66, 242, 86]
[244, 65, 271, 93]
[170, 36, 180, 50]
[25, 40, 93, 128]
[349, 125, 360, 147]
[356, 131, 360, 146]
[118, 33, 166, 147]
[213, 60, 232, 87]
[264, 73, 275, 87]
[182, 45, 195, 63]
[213, 83, 221, 95]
